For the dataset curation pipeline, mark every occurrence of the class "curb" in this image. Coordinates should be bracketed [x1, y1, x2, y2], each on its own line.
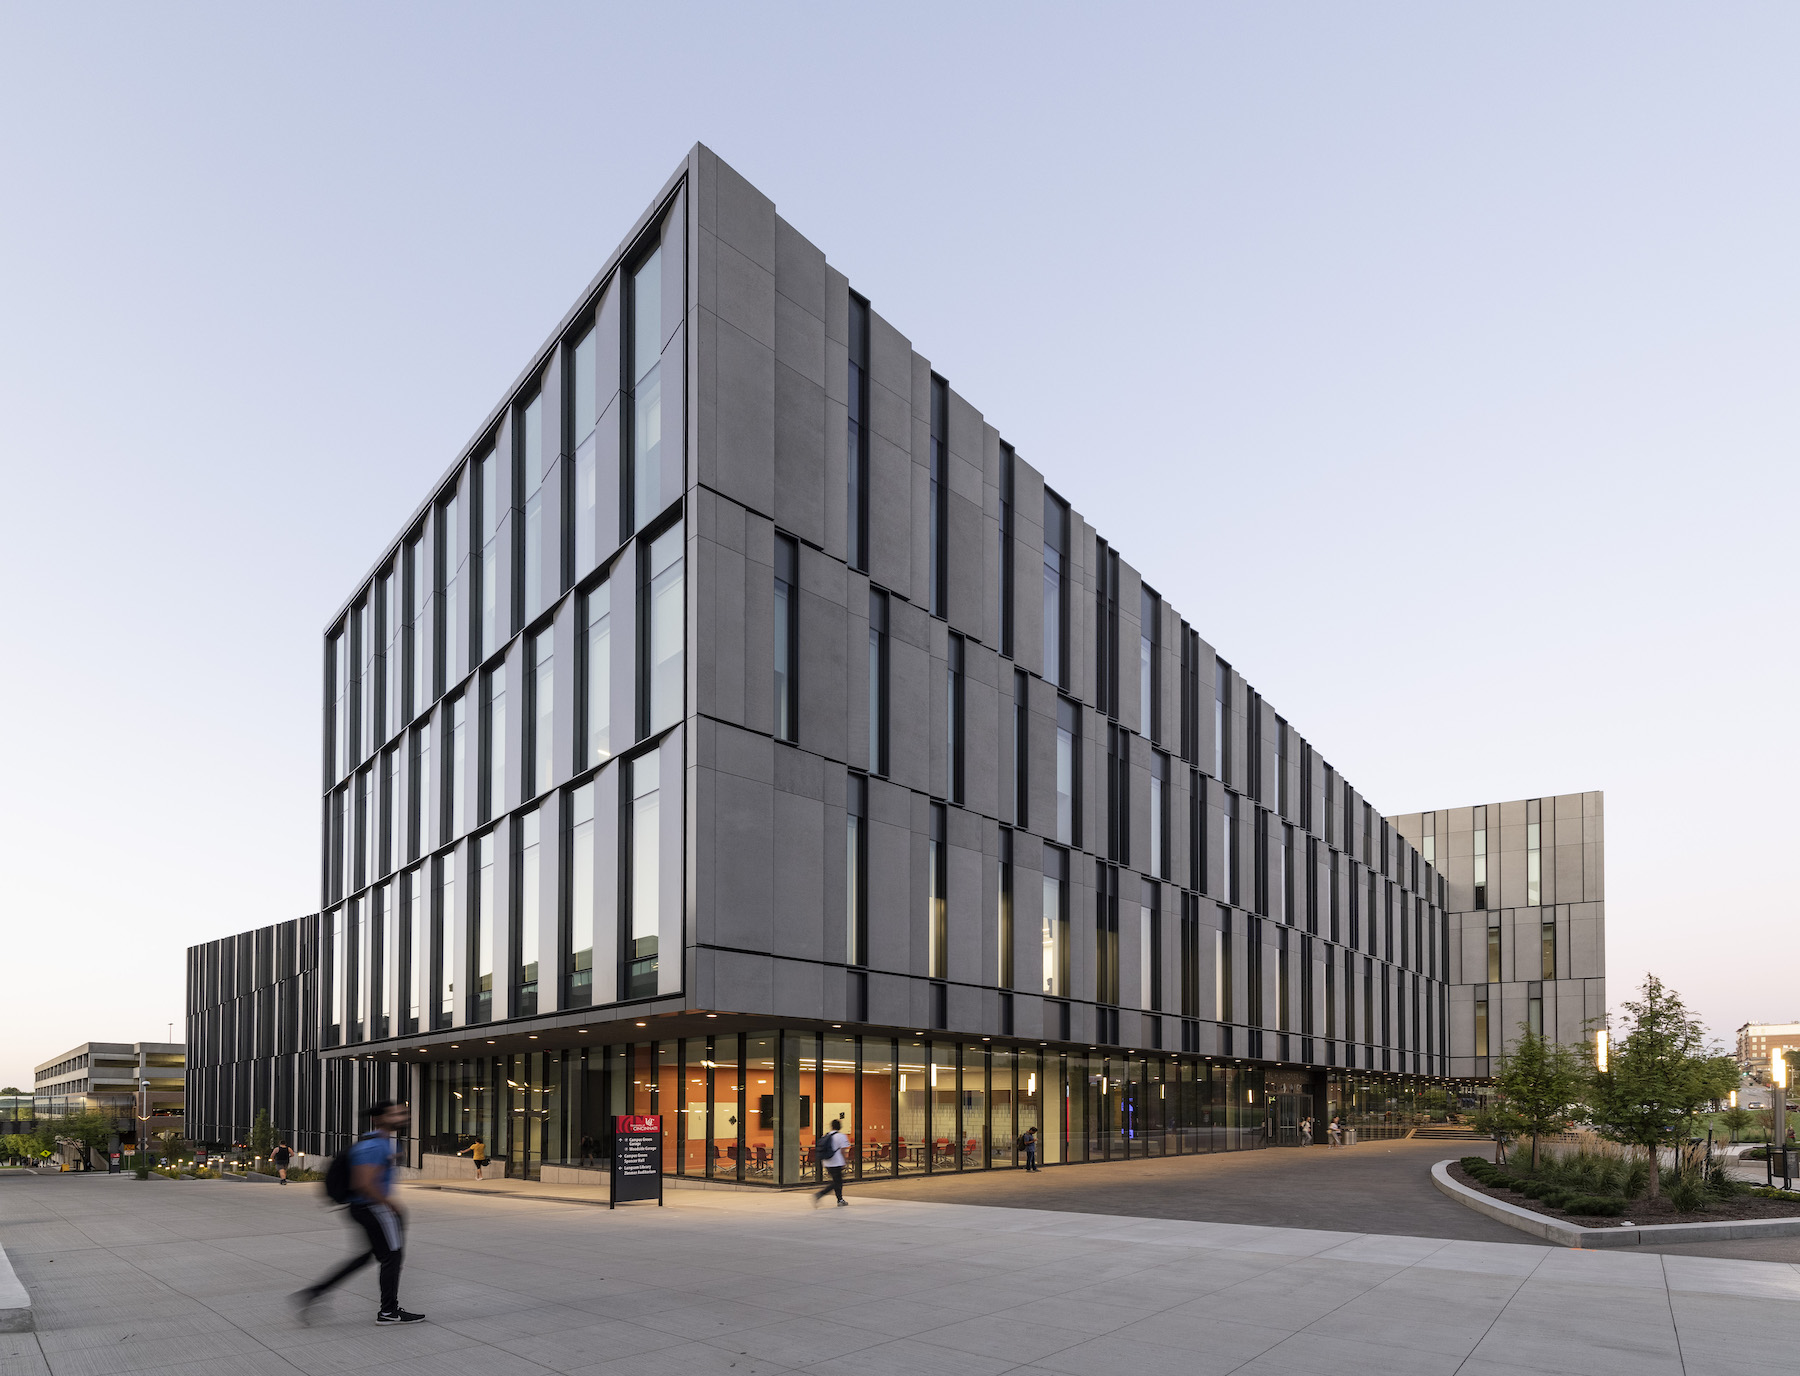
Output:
[1431, 1159, 1800, 1248]
[0, 1241, 30, 1333]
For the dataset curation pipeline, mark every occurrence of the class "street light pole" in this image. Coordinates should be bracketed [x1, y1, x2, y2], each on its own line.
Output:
[1769, 1052, 1787, 1189]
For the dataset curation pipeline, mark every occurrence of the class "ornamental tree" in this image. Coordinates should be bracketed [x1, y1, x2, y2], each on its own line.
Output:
[1587, 974, 1739, 1198]
[1491, 1026, 1589, 1169]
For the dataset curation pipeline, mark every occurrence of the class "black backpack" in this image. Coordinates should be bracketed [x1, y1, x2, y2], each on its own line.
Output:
[814, 1131, 839, 1164]
[322, 1133, 374, 1205]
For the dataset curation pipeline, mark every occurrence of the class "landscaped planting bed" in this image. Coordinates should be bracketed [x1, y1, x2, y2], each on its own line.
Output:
[1453, 1153, 1800, 1226]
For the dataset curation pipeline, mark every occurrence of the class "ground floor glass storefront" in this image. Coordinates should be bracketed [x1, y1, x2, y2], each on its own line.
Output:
[418, 1029, 1280, 1184]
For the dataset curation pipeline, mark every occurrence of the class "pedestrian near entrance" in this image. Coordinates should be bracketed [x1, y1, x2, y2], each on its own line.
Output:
[813, 1119, 849, 1207]
[294, 1101, 425, 1326]
[1327, 1116, 1343, 1149]
[272, 1141, 292, 1184]
[1021, 1126, 1040, 1171]
[1300, 1116, 1314, 1147]
[458, 1137, 488, 1180]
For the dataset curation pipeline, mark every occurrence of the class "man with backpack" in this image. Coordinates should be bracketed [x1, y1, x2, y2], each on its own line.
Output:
[293, 1100, 425, 1326]
[812, 1119, 849, 1208]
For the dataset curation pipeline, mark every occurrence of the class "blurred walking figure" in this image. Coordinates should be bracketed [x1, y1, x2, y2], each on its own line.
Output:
[272, 1141, 292, 1183]
[294, 1101, 425, 1326]
[1327, 1115, 1344, 1149]
[812, 1119, 849, 1207]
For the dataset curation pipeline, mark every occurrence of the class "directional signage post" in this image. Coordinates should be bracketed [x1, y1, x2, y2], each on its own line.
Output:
[611, 1115, 664, 1209]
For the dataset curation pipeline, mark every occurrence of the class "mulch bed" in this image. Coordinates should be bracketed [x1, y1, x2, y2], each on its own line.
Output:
[1447, 1161, 1800, 1226]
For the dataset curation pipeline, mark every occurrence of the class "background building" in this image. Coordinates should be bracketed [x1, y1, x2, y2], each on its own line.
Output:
[1391, 795, 1606, 1080]
[189, 145, 1603, 1180]
[30, 1040, 185, 1156]
[1736, 1022, 1800, 1082]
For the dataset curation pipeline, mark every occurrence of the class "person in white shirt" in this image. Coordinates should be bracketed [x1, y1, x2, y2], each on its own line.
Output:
[812, 1119, 849, 1208]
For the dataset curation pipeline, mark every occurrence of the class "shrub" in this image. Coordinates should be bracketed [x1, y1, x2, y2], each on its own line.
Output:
[1666, 1174, 1705, 1212]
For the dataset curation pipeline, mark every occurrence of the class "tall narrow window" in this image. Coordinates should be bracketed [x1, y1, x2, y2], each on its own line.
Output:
[642, 520, 684, 737]
[478, 446, 502, 660]
[330, 627, 347, 782]
[434, 855, 454, 1028]
[1276, 719, 1289, 819]
[1277, 929, 1290, 1031]
[1474, 994, 1490, 1057]
[448, 696, 467, 839]
[515, 810, 540, 1016]
[1106, 725, 1130, 864]
[439, 487, 461, 691]
[1041, 846, 1068, 997]
[1190, 770, 1205, 893]
[1223, 792, 1238, 906]
[1095, 864, 1120, 1008]
[628, 243, 664, 533]
[774, 534, 799, 743]
[997, 827, 1014, 989]
[1216, 908, 1232, 1023]
[567, 781, 595, 1006]
[1180, 893, 1199, 1018]
[1012, 669, 1029, 828]
[1143, 880, 1161, 1013]
[1486, 924, 1501, 982]
[472, 831, 495, 1024]
[927, 803, 947, 979]
[1214, 659, 1230, 783]
[1140, 587, 1160, 741]
[1362, 957, 1374, 1045]
[946, 633, 965, 804]
[1541, 920, 1556, 980]
[528, 631, 553, 800]
[382, 747, 401, 879]
[1325, 952, 1337, 1041]
[411, 723, 430, 858]
[1526, 799, 1542, 907]
[1096, 543, 1119, 717]
[406, 532, 426, 718]
[928, 376, 948, 617]
[846, 774, 867, 966]
[868, 589, 889, 776]
[1420, 810, 1435, 867]
[584, 579, 611, 767]
[1055, 698, 1079, 847]
[480, 664, 505, 824]
[1473, 805, 1488, 910]
[998, 442, 1014, 656]
[1149, 752, 1168, 880]
[626, 755, 660, 998]
[405, 866, 423, 1034]
[846, 294, 870, 571]
[569, 319, 598, 576]
[520, 386, 546, 621]
[1280, 822, 1294, 924]
[1042, 491, 1068, 686]
[381, 567, 399, 742]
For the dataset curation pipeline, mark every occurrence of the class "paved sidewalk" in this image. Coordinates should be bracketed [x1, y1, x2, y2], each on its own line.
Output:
[5, 1170, 1800, 1375]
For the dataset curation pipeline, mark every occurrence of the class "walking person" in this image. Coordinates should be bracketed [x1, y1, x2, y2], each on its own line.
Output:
[1327, 1115, 1343, 1149]
[272, 1140, 293, 1184]
[1021, 1126, 1040, 1172]
[1300, 1116, 1314, 1147]
[812, 1119, 849, 1208]
[294, 1101, 425, 1326]
[457, 1136, 488, 1180]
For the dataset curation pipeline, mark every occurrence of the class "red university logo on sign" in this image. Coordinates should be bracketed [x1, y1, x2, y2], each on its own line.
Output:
[616, 1115, 661, 1134]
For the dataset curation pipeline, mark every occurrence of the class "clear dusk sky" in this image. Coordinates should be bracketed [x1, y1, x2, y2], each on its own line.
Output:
[1, 3, 1794, 1090]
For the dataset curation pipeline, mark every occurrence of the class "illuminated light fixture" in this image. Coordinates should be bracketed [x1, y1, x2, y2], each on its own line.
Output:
[1774, 1051, 1789, 1090]
[1730, 1089, 1738, 1109]
[487, 1040, 496, 1045]
[579, 1029, 589, 1034]
[899, 1074, 908, 1091]
[451, 1044, 460, 1049]
[528, 1035, 538, 1040]
[636, 1021, 647, 1027]
[706, 1014, 718, 1019]
[929, 1064, 939, 1088]
[1595, 1029, 1609, 1073]
[1027, 1073, 1036, 1094]
[832, 1024, 841, 1029]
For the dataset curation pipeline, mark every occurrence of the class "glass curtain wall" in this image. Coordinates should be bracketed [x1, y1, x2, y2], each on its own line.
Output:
[415, 1035, 1274, 1186]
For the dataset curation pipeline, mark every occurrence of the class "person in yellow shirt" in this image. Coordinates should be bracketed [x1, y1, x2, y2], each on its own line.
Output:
[457, 1137, 488, 1180]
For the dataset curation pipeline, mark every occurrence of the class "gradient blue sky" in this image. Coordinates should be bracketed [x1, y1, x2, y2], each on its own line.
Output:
[2, 3, 1793, 1089]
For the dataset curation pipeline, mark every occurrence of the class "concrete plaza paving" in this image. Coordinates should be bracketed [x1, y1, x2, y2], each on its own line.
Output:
[5, 1170, 1800, 1376]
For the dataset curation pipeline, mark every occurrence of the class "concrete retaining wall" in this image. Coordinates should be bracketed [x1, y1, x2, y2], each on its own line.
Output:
[1431, 1158, 1800, 1248]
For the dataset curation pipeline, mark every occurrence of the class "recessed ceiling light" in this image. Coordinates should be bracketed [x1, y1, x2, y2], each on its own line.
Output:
[528, 1035, 538, 1039]
[636, 1022, 646, 1027]
[487, 1040, 496, 1044]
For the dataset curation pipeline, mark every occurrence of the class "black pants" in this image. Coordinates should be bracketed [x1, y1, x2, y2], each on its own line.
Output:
[1024, 1151, 1038, 1172]
[814, 1165, 845, 1203]
[310, 1201, 404, 1312]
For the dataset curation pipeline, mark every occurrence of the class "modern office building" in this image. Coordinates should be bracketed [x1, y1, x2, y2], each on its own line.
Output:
[32, 1041, 185, 1140]
[1391, 795, 1606, 1081]
[188, 145, 1605, 1181]
[1736, 1022, 1800, 1082]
